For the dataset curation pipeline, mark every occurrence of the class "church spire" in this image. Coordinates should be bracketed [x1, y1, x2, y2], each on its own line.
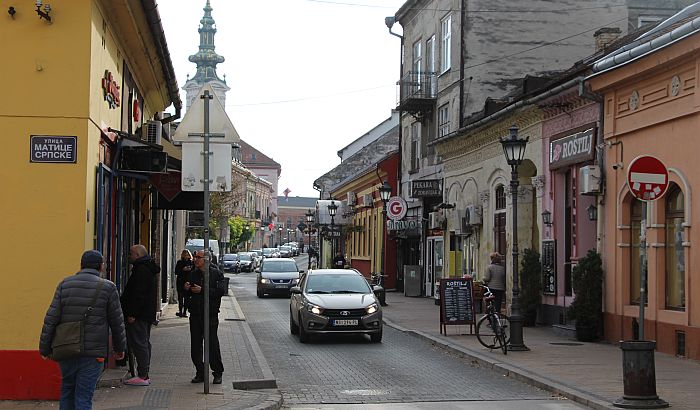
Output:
[188, 0, 225, 84]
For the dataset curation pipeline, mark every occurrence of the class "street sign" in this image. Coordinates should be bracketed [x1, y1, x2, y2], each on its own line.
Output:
[627, 155, 669, 202]
[386, 196, 407, 221]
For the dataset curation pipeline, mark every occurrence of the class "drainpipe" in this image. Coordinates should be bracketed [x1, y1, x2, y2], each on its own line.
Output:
[385, 16, 404, 196]
[459, 0, 466, 128]
[578, 80, 604, 254]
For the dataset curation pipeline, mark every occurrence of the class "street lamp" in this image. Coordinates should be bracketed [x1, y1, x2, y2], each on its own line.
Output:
[278, 226, 283, 247]
[287, 228, 291, 244]
[260, 226, 265, 247]
[500, 124, 529, 352]
[305, 209, 314, 269]
[243, 225, 249, 251]
[541, 210, 552, 227]
[378, 182, 392, 290]
[328, 200, 338, 257]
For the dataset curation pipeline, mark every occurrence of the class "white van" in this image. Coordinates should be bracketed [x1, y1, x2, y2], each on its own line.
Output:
[185, 239, 221, 260]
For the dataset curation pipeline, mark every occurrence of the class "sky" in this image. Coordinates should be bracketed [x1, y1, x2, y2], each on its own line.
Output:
[159, 0, 406, 198]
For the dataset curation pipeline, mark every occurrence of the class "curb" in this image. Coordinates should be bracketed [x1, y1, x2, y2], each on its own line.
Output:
[247, 390, 284, 410]
[384, 318, 615, 410]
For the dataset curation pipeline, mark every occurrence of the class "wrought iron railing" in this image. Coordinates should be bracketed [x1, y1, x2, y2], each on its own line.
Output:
[397, 71, 437, 106]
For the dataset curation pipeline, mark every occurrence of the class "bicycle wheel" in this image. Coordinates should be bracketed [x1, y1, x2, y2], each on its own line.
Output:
[476, 313, 510, 350]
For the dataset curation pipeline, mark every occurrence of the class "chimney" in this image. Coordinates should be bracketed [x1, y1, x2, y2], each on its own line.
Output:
[594, 27, 622, 52]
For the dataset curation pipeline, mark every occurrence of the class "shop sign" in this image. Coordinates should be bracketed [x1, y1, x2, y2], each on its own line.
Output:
[150, 172, 181, 201]
[549, 128, 594, 169]
[387, 218, 422, 231]
[387, 196, 407, 221]
[411, 179, 442, 197]
[101, 70, 121, 109]
[30, 135, 77, 163]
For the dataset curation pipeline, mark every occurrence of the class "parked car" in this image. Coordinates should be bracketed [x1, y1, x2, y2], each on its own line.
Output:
[256, 258, 303, 298]
[221, 253, 240, 273]
[250, 249, 263, 267]
[262, 247, 279, 259]
[289, 269, 383, 343]
[278, 245, 293, 258]
[284, 242, 299, 256]
[238, 252, 255, 272]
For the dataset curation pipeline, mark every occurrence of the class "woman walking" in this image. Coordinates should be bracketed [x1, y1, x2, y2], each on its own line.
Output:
[175, 250, 193, 317]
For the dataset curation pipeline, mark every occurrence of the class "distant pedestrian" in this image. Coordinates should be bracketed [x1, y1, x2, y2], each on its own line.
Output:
[175, 250, 194, 317]
[332, 251, 346, 269]
[39, 250, 126, 410]
[185, 250, 226, 384]
[483, 252, 506, 314]
[120, 244, 160, 386]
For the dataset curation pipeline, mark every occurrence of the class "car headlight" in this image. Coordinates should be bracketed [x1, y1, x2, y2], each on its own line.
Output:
[307, 303, 323, 315]
[292, 278, 299, 284]
[366, 303, 379, 314]
[260, 278, 269, 284]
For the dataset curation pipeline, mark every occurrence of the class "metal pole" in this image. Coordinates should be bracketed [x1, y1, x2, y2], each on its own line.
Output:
[509, 167, 528, 351]
[639, 210, 647, 341]
[308, 229, 312, 269]
[331, 216, 335, 261]
[381, 203, 387, 286]
[201, 90, 212, 393]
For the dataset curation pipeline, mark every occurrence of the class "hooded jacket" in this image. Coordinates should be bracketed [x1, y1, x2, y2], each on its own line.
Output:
[39, 269, 127, 358]
[120, 256, 160, 323]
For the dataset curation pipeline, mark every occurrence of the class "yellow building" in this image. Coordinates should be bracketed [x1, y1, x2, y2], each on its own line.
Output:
[0, 0, 182, 399]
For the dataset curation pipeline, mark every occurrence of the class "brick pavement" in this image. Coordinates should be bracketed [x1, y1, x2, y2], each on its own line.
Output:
[382, 291, 700, 410]
[0, 281, 281, 410]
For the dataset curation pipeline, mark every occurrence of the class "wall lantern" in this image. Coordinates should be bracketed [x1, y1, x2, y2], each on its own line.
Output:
[587, 204, 598, 221]
[35, 0, 51, 22]
[8, 7, 16, 18]
[327, 200, 338, 218]
[379, 181, 392, 203]
[542, 210, 552, 227]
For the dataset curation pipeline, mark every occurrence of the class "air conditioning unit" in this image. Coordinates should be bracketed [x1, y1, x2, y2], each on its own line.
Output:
[579, 165, 601, 195]
[145, 120, 163, 146]
[362, 193, 374, 208]
[428, 211, 445, 229]
[347, 191, 357, 206]
[465, 205, 482, 225]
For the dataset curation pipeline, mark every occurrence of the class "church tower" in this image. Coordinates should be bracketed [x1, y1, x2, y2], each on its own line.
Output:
[183, 0, 230, 109]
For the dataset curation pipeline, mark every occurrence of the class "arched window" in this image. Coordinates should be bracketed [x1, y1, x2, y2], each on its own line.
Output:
[495, 185, 506, 210]
[665, 184, 685, 310]
[630, 199, 643, 305]
[494, 185, 506, 256]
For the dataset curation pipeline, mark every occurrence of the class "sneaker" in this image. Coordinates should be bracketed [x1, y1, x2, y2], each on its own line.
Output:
[124, 376, 151, 386]
[212, 375, 222, 384]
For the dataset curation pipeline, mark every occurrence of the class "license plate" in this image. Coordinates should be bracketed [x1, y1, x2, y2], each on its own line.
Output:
[275, 284, 288, 288]
[333, 319, 358, 326]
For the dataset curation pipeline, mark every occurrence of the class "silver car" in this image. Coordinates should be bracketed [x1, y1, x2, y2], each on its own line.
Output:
[289, 269, 383, 343]
[256, 258, 302, 297]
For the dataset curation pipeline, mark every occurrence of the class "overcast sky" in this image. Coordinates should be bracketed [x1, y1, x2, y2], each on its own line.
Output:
[159, 0, 405, 198]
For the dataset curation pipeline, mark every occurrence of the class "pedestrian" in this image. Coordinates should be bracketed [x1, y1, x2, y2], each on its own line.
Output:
[120, 244, 160, 386]
[332, 250, 346, 269]
[483, 252, 506, 314]
[39, 250, 126, 410]
[185, 249, 226, 384]
[175, 249, 194, 317]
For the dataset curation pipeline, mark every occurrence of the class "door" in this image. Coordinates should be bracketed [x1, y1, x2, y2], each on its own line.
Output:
[425, 236, 443, 296]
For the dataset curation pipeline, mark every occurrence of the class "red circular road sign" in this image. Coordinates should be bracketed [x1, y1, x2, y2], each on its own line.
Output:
[387, 196, 407, 221]
[627, 155, 669, 202]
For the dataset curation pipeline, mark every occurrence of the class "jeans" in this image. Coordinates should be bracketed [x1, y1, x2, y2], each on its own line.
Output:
[126, 319, 152, 378]
[59, 357, 103, 410]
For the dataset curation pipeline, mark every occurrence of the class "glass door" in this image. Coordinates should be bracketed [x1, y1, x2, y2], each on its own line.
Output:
[425, 236, 444, 296]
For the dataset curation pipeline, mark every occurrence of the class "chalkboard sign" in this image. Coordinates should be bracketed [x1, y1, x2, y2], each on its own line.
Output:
[439, 278, 475, 334]
[542, 239, 556, 295]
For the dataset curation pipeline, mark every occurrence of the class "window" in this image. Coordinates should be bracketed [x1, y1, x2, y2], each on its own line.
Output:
[438, 104, 450, 138]
[440, 14, 452, 73]
[665, 185, 685, 310]
[412, 40, 422, 91]
[494, 185, 506, 257]
[495, 185, 506, 210]
[630, 199, 643, 305]
[410, 122, 420, 172]
[427, 35, 436, 95]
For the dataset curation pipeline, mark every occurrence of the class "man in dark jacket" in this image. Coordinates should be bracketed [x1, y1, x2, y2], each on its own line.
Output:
[40, 250, 126, 409]
[184, 249, 226, 384]
[120, 244, 160, 386]
[332, 251, 347, 268]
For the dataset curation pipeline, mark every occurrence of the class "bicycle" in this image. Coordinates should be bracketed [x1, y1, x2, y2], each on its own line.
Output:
[475, 285, 510, 354]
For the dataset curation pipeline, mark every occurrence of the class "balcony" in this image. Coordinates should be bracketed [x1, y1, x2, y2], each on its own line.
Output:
[396, 71, 437, 120]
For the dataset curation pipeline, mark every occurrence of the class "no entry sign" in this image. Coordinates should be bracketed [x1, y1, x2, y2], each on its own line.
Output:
[386, 196, 407, 221]
[627, 155, 669, 201]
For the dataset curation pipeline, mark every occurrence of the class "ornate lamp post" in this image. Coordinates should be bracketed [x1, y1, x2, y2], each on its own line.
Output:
[278, 226, 283, 247]
[260, 226, 265, 247]
[500, 125, 529, 351]
[378, 182, 392, 289]
[327, 200, 338, 257]
[305, 209, 314, 269]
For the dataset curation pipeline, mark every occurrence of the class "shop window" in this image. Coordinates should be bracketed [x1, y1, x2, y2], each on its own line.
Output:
[630, 198, 643, 305]
[665, 184, 685, 311]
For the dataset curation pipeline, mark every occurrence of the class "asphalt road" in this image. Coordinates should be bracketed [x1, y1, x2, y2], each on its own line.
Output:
[233, 256, 585, 409]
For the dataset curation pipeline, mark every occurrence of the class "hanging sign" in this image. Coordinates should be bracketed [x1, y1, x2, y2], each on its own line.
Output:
[627, 155, 669, 202]
[549, 128, 594, 169]
[386, 196, 407, 220]
[411, 179, 442, 197]
[30, 135, 77, 163]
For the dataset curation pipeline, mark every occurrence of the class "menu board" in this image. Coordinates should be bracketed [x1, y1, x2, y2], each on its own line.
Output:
[542, 239, 556, 295]
[440, 278, 475, 326]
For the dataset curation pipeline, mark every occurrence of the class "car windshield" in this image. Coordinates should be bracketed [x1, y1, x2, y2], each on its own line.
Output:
[223, 254, 238, 261]
[305, 274, 371, 294]
[262, 260, 298, 272]
[239, 254, 252, 261]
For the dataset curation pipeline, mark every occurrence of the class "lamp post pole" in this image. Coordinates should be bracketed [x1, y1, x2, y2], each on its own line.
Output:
[260, 226, 265, 248]
[379, 182, 392, 289]
[278, 227, 282, 247]
[305, 210, 314, 269]
[328, 201, 337, 260]
[500, 125, 529, 352]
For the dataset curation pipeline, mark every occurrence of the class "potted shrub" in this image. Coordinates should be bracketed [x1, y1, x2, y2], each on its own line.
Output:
[568, 249, 603, 342]
[520, 248, 542, 326]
